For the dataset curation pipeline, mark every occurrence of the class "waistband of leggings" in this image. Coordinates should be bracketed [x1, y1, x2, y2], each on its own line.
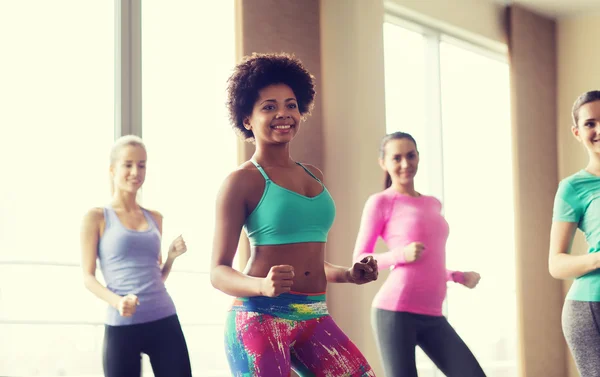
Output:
[230, 291, 328, 321]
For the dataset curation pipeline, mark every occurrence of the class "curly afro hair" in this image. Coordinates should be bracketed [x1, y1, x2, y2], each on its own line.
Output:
[226, 52, 316, 143]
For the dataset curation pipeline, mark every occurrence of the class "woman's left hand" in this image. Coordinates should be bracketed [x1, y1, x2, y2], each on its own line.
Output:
[462, 271, 481, 289]
[348, 256, 379, 284]
[168, 235, 187, 259]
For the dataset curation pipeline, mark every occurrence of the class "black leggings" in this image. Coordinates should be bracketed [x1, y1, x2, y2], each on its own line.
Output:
[372, 308, 486, 377]
[103, 314, 192, 377]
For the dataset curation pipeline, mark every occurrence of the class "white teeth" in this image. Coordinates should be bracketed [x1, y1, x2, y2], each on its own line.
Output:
[273, 125, 291, 129]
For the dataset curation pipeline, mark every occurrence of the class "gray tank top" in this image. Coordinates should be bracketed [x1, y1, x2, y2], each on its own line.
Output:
[98, 206, 176, 326]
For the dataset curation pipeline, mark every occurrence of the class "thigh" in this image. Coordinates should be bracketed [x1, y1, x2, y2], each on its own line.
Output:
[224, 310, 293, 377]
[417, 317, 486, 377]
[371, 308, 419, 377]
[562, 300, 600, 377]
[103, 324, 142, 377]
[290, 315, 375, 377]
[143, 315, 192, 377]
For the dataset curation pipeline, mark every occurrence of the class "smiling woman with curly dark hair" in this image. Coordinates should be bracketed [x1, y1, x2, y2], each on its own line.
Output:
[211, 52, 378, 376]
[226, 52, 316, 142]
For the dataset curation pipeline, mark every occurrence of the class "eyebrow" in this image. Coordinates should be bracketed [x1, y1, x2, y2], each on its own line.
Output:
[260, 98, 297, 105]
[124, 160, 146, 163]
[583, 118, 598, 123]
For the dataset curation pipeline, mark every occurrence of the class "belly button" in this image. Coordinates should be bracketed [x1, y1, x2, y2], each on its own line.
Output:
[304, 271, 310, 276]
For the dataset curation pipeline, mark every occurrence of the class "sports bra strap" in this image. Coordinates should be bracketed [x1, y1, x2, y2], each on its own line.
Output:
[296, 162, 322, 184]
[250, 159, 271, 181]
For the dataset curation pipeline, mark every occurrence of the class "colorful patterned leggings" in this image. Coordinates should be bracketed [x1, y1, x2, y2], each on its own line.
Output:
[224, 292, 375, 377]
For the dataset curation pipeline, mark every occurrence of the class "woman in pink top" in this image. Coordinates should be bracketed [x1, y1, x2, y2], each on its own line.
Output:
[353, 132, 485, 377]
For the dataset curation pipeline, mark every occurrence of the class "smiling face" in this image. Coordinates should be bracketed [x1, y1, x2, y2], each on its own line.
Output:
[243, 83, 301, 146]
[110, 144, 147, 195]
[572, 100, 600, 157]
[379, 137, 419, 186]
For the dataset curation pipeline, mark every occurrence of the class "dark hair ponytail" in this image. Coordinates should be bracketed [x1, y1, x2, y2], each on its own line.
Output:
[379, 132, 418, 189]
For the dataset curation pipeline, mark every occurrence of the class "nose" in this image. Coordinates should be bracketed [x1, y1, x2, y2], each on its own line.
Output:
[275, 109, 291, 119]
[130, 166, 138, 177]
[399, 158, 409, 169]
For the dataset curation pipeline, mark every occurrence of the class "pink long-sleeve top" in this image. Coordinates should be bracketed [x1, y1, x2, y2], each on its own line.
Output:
[353, 188, 464, 316]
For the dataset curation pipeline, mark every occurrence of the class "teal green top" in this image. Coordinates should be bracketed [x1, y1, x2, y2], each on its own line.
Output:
[243, 160, 336, 247]
[553, 170, 600, 301]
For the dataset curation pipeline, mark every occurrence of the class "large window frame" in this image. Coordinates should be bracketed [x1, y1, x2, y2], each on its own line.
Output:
[383, 6, 517, 377]
[0, 1, 234, 375]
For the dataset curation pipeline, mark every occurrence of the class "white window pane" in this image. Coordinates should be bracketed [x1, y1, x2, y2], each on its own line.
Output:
[185, 324, 231, 376]
[166, 272, 235, 326]
[383, 22, 432, 195]
[140, 0, 236, 274]
[0, 265, 105, 323]
[440, 40, 517, 374]
[0, 323, 231, 377]
[141, 2, 235, 375]
[0, 324, 104, 376]
[0, 1, 115, 264]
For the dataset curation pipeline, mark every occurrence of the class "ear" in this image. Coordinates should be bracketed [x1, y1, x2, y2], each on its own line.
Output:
[571, 125, 581, 141]
[378, 158, 387, 171]
[243, 117, 252, 130]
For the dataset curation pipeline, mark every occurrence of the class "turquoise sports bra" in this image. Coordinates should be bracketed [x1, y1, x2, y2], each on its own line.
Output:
[243, 160, 336, 246]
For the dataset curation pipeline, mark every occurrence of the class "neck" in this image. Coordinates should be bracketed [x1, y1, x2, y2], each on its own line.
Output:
[390, 181, 419, 197]
[253, 142, 294, 167]
[586, 154, 600, 175]
[111, 191, 140, 211]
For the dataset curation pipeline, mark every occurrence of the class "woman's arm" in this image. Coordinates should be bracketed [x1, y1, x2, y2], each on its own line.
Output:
[324, 262, 353, 283]
[324, 258, 378, 284]
[352, 195, 404, 269]
[549, 221, 600, 279]
[147, 210, 175, 282]
[80, 208, 122, 308]
[210, 170, 270, 297]
[446, 270, 465, 284]
[548, 180, 599, 279]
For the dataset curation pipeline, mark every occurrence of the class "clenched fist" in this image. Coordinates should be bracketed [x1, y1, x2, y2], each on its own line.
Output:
[117, 294, 139, 317]
[260, 265, 295, 297]
[168, 235, 187, 259]
[403, 242, 425, 263]
[462, 271, 481, 289]
[348, 256, 378, 285]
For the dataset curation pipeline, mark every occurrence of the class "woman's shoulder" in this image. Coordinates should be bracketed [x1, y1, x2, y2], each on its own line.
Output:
[216, 162, 268, 199]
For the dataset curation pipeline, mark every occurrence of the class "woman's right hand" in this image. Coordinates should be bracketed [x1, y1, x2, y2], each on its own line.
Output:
[403, 242, 425, 263]
[117, 294, 139, 317]
[260, 265, 294, 297]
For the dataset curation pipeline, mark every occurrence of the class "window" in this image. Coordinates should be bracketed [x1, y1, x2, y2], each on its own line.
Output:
[440, 40, 517, 377]
[0, 1, 115, 376]
[0, 1, 236, 376]
[383, 23, 433, 197]
[141, 1, 235, 375]
[383, 16, 517, 377]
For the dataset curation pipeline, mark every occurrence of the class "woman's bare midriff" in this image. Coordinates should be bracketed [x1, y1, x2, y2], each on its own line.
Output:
[244, 242, 327, 293]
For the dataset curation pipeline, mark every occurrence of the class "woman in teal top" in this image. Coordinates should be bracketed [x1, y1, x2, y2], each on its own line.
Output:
[550, 90, 600, 377]
[210, 52, 379, 377]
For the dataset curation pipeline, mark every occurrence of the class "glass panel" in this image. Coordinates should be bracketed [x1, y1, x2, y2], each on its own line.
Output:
[440, 40, 517, 375]
[141, 0, 237, 273]
[0, 0, 115, 264]
[383, 22, 432, 195]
